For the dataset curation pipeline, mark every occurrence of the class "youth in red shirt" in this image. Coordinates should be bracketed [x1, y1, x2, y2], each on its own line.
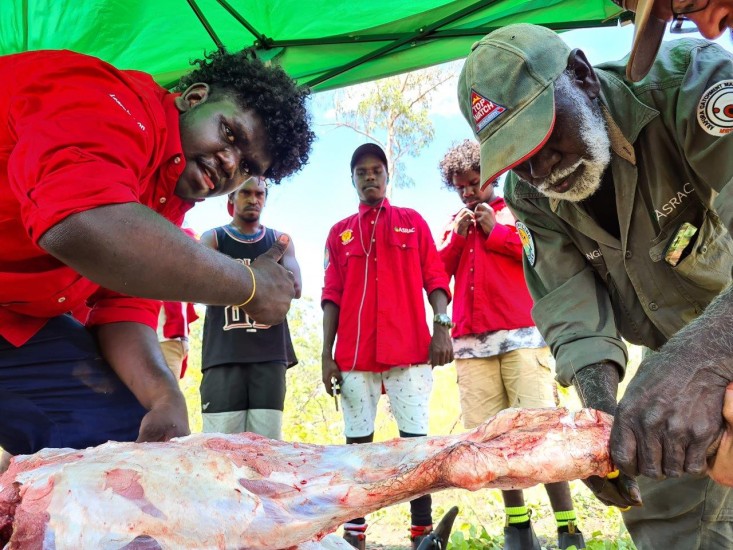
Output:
[0, 48, 313, 455]
[321, 143, 452, 548]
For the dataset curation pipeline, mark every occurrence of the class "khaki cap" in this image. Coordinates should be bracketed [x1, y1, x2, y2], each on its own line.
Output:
[457, 24, 569, 190]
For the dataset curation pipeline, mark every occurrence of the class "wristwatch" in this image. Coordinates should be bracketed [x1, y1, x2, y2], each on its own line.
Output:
[433, 313, 453, 328]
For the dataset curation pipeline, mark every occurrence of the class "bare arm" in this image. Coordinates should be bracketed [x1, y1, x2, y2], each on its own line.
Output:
[280, 237, 302, 299]
[38, 203, 294, 325]
[428, 289, 452, 367]
[321, 301, 341, 395]
[95, 322, 190, 442]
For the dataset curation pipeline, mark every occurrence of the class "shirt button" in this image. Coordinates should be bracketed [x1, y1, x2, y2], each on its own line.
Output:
[371, 221, 375, 225]
[402, 244, 406, 248]
[469, 249, 473, 253]
[699, 245, 708, 253]
[346, 252, 350, 256]
[159, 197, 167, 204]
[173, 156, 181, 164]
[470, 268, 474, 272]
[58, 297, 66, 303]
[470, 286, 474, 291]
[625, 250, 632, 259]
[649, 302, 659, 311]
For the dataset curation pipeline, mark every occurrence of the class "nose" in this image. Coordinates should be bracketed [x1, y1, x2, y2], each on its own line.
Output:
[462, 187, 474, 198]
[528, 148, 561, 181]
[688, 8, 727, 39]
[216, 148, 240, 179]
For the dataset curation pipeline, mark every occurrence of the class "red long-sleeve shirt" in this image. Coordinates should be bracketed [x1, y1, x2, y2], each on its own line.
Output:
[322, 200, 451, 372]
[438, 196, 534, 338]
[0, 50, 193, 346]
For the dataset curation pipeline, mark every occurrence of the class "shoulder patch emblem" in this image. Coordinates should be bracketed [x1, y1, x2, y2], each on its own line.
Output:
[471, 89, 506, 133]
[515, 221, 536, 267]
[697, 80, 733, 136]
[339, 229, 354, 245]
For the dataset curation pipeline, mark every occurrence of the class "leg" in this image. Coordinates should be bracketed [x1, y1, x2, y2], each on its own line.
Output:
[501, 347, 557, 411]
[158, 339, 186, 380]
[455, 356, 507, 429]
[0, 315, 145, 454]
[623, 475, 733, 549]
[340, 371, 381, 549]
[384, 365, 433, 541]
[200, 364, 248, 434]
[244, 361, 287, 439]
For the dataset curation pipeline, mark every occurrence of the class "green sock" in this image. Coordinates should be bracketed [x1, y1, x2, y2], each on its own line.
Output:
[554, 510, 577, 530]
[506, 505, 530, 526]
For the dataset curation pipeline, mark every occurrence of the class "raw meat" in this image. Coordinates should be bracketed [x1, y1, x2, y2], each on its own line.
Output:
[0, 407, 613, 549]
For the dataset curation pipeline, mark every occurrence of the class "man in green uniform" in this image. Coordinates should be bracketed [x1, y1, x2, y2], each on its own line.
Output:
[457, 23, 733, 548]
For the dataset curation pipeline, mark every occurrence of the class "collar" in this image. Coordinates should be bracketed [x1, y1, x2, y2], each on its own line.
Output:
[358, 197, 391, 217]
[162, 93, 184, 164]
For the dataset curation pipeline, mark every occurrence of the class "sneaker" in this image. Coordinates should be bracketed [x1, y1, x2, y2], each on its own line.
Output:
[343, 531, 366, 550]
[503, 522, 541, 550]
[558, 520, 585, 550]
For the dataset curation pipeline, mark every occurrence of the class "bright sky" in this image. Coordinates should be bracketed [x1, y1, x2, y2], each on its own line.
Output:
[184, 24, 733, 302]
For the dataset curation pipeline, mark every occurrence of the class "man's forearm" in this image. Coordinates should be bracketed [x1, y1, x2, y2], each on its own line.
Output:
[654, 285, 733, 382]
[572, 361, 621, 416]
[95, 322, 184, 410]
[39, 203, 251, 306]
[321, 301, 339, 358]
[428, 289, 449, 315]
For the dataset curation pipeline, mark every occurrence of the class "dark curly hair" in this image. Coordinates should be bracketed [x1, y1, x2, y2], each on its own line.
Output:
[177, 49, 315, 183]
[438, 139, 497, 189]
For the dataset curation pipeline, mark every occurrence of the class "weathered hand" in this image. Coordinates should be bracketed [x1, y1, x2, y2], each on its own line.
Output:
[137, 397, 190, 443]
[454, 208, 474, 237]
[582, 470, 642, 509]
[244, 234, 296, 325]
[474, 203, 496, 235]
[430, 326, 453, 367]
[321, 356, 343, 396]
[611, 353, 730, 479]
[708, 383, 733, 487]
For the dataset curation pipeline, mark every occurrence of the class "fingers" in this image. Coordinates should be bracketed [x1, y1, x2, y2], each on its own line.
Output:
[262, 233, 291, 262]
[610, 420, 640, 477]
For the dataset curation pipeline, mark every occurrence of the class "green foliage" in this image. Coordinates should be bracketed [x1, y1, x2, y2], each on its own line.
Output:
[330, 67, 456, 188]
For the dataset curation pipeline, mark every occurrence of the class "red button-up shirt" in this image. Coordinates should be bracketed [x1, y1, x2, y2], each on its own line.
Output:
[438, 196, 534, 338]
[322, 199, 451, 372]
[0, 50, 193, 346]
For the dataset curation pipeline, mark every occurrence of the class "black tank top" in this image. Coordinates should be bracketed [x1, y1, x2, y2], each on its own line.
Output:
[201, 225, 297, 370]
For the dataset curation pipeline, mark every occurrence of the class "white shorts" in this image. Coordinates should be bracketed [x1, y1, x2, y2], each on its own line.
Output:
[340, 364, 433, 438]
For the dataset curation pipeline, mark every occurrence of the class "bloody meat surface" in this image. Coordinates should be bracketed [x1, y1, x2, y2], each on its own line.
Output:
[0, 407, 613, 549]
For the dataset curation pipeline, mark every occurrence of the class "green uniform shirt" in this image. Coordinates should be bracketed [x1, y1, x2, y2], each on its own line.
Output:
[505, 39, 733, 386]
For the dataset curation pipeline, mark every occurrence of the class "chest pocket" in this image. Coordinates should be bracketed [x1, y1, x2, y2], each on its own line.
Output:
[650, 208, 733, 293]
[387, 226, 419, 255]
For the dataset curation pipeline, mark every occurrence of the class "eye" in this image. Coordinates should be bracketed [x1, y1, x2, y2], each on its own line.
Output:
[223, 123, 235, 143]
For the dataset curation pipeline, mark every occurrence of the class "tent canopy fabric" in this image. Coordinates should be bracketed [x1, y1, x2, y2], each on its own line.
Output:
[1, 1, 627, 91]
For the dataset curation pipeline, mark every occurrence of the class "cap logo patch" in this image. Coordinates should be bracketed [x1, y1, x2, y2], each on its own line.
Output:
[515, 221, 536, 267]
[471, 89, 506, 133]
[340, 229, 354, 245]
[697, 80, 733, 137]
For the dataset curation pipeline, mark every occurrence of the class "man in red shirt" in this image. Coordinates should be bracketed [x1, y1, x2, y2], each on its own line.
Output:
[321, 143, 453, 550]
[437, 140, 584, 550]
[0, 48, 314, 457]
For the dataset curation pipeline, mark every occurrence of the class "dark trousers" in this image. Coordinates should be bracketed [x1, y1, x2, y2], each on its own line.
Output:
[0, 315, 145, 455]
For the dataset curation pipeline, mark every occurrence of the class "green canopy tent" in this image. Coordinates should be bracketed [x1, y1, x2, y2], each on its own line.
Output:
[1, 0, 627, 91]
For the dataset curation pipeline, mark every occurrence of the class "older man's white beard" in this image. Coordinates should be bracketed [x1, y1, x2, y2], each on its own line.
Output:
[535, 74, 611, 202]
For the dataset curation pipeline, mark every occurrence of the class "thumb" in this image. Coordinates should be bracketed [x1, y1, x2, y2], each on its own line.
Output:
[262, 233, 290, 262]
[723, 383, 733, 424]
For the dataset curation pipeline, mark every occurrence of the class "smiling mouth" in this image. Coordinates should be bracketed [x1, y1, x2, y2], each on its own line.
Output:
[198, 162, 219, 192]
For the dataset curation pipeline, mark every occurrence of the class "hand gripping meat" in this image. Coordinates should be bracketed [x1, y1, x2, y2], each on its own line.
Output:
[0, 407, 613, 549]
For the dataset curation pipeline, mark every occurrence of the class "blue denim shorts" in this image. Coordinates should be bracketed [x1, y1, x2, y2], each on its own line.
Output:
[0, 315, 146, 455]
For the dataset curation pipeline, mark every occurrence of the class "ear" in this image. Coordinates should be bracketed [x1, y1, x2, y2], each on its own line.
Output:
[174, 83, 211, 113]
[566, 49, 600, 101]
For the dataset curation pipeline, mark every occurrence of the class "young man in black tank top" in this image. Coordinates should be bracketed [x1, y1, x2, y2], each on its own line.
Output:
[199, 177, 302, 439]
